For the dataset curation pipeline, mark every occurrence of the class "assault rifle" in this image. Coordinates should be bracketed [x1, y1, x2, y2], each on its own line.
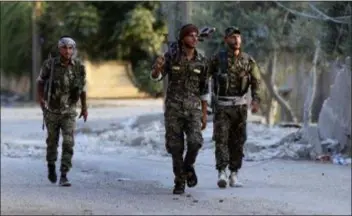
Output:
[42, 52, 55, 130]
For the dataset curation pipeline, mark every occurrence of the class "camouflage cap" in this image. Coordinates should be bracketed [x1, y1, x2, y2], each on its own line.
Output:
[225, 26, 241, 37]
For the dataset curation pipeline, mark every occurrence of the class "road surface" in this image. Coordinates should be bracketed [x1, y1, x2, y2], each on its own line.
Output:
[1, 100, 351, 215]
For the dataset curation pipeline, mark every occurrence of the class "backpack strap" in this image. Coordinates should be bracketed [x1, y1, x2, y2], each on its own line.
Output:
[218, 50, 228, 74]
[75, 61, 85, 91]
[45, 57, 55, 108]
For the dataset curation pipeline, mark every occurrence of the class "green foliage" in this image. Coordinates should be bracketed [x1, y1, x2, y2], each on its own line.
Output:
[83, 2, 139, 61]
[40, 1, 166, 96]
[0, 2, 32, 76]
[192, 2, 350, 61]
[132, 60, 163, 97]
[117, 3, 166, 96]
[5, 1, 348, 97]
[320, 1, 351, 58]
[38, 2, 100, 58]
[119, 5, 166, 61]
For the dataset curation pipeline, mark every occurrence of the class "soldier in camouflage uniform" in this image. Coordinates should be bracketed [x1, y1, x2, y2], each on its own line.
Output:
[150, 24, 209, 194]
[208, 27, 261, 188]
[36, 36, 88, 187]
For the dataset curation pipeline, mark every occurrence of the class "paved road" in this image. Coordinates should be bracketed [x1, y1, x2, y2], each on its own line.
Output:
[1, 104, 351, 215]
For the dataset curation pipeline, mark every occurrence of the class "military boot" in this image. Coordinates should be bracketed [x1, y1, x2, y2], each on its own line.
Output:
[59, 166, 71, 187]
[184, 165, 198, 188]
[217, 170, 227, 188]
[229, 171, 243, 187]
[59, 173, 71, 187]
[173, 177, 185, 195]
[47, 164, 57, 183]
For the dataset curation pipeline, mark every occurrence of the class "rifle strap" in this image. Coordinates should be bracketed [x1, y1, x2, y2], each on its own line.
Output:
[215, 50, 228, 98]
[46, 57, 55, 109]
[219, 50, 227, 74]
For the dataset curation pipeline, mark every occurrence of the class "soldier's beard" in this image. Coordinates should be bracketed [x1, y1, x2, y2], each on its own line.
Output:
[227, 42, 240, 51]
[61, 54, 72, 61]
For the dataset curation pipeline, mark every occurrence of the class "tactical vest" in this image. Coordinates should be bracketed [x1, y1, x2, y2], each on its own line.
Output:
[44, 57, 85, 111]
[214, 50, 252, 98]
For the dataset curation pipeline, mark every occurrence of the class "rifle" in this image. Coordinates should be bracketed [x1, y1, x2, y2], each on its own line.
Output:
[163, 26, 216, 59]
[42, 53, 55, 130]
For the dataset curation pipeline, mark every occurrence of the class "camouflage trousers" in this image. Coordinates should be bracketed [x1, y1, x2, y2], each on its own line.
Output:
[213, 104, 248, 172]
[164, 106, 203, 182]
[44, 111, 76, 173]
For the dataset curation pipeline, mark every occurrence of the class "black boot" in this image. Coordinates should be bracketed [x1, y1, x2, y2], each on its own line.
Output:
[184, 165, 198, 188]
[59, 173, 71, 187]
[173, 177, 185, 195]
[47, 164, 57, 183]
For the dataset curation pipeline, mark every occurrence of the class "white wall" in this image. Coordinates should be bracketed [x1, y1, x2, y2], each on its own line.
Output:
[318, 57, 351, 152]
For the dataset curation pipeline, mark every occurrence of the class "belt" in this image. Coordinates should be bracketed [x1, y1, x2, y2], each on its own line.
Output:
[216, 96, 247, 106]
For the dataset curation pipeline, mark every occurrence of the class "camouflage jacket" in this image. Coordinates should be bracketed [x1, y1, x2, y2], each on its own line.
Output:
[208, 49, 261, 103]
[37, 57, 87, 114]
[151, 49, 209, 110]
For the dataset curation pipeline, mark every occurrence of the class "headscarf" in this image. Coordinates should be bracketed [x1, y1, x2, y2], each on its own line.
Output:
[58, 36, 76, 48]
[178, 24, 199, 40]
[57, 36, 77, 58]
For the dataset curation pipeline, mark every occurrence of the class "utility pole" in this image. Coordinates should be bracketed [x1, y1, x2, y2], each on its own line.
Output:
[162, 1, 192, 110]
[179, 0, 192, 26]
[162, 2, 176, 111]
[31, 1, 42, 101]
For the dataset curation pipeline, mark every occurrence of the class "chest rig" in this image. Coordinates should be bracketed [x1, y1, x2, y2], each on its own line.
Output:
[44, 57, 84, 109]
[214, 50, 252, 99]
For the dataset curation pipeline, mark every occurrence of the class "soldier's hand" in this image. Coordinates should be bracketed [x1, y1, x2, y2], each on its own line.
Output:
[79, 109, 88, 122]
[251, 101, 259, 114]
[201, 112, 207, 130]
[153, 55, 165, 74]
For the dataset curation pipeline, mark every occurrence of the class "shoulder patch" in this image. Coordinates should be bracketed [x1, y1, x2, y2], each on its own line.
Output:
[241, 52, 255, 63]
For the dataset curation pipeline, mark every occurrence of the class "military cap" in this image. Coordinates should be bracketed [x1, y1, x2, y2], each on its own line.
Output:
[225, 26, 241, 37]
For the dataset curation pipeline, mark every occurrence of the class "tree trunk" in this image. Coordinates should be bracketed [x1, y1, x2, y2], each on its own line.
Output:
[263, 95, 278, 126]
[303, 41, 320, 128]
[264, 96, 272, 125]
[269, 99, 279, 125]
[260, 49, 298, 123]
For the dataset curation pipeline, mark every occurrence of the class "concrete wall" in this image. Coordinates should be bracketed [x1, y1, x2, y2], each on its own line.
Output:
[0, 73, 31, 94]
[84, 60, 148, 99]
[1, 60, 149, 99]
[318, 57, 351, 152]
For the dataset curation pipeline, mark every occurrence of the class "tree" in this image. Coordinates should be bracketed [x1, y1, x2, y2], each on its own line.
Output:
[0, 2, 33, 76]
[37, 2, 166, 96]
[118, 4, 166, 95]
[37, 2, 100, 58]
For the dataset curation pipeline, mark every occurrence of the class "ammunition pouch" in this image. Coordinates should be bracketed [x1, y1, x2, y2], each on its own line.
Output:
[69, 87, 81, 104]
[240, 74, 251, 95]
[217, 73, 229, 96]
